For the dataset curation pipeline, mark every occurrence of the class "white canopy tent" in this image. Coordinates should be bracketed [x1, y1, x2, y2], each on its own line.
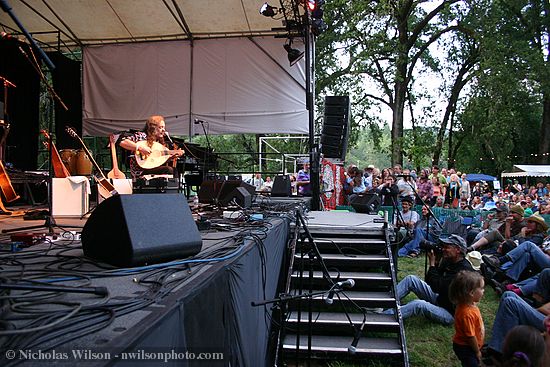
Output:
[501, 165, 550, 178]
[0, 0, 309, 136]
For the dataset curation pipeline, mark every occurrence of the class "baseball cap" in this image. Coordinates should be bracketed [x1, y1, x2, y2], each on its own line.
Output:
[439, 234, 468, 255]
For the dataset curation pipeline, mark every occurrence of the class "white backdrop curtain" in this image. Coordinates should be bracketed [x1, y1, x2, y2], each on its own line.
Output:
[82, 37, 308, 136]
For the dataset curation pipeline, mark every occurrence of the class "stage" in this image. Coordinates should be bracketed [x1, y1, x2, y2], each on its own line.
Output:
[0, 198, 295, 367]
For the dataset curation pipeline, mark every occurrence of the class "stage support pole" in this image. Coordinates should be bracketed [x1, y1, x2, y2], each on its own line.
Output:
[304, 14, 319, 211]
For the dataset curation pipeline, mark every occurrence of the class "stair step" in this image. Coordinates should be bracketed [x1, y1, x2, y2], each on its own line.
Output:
[293, 253, 389, 269]
[287, 311, 399, 332]
[290, 270, 392, 289]
[312, 237, 386, 245]
[291, 270, 391, 282]
[289, 290, 395, 308]
[282, 334, 403, 357]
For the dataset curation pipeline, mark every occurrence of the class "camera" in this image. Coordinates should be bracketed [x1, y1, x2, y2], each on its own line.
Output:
[419, 239, 442, 253]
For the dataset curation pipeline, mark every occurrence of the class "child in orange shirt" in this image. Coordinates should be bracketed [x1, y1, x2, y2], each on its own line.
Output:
[449, 270, 485, 367]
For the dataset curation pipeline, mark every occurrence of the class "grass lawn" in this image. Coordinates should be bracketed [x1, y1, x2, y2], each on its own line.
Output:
[327, 256, 501, 367]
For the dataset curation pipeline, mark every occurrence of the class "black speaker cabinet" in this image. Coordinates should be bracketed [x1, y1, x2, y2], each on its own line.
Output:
[218, 180, 244, 206]
[82, 194, 202, 267]
[198, 179, 224, 203]
[225, 187, 252, 208]
[321, 96, 350, 160]
[272, 175, 292, 197]
[350, 193, 381, 214]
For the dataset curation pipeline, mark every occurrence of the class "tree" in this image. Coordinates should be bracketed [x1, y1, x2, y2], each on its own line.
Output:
[316, 0, 467, 165]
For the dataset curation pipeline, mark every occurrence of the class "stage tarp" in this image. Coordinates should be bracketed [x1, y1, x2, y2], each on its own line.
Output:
[82, 37, 307, 137]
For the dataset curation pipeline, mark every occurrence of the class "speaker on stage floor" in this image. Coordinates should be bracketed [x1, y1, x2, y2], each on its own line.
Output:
[198, 179, 224, 204]
[82, 194, 202, 267]
[271, 175, 292, 197]
[350, 193, 381, 214]
[320, 96, 350, 160]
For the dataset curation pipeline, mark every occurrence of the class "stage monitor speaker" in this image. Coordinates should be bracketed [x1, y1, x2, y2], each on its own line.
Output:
[81, 194, 202, 267]
[271, 175, 292, 197]
[350, 193, 381, 214]
[321, 95, 350, 160]
[217, 180, 243, 206]
[198, 179, 224, 204]
[240, 181, 256, 196]
[224, 187, 252, 208]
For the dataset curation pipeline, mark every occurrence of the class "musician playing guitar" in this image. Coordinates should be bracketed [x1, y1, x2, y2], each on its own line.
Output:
[119, 115, 183, 179]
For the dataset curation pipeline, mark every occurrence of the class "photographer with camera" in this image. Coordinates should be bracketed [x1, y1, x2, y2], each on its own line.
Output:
[388, 235, 474, 325]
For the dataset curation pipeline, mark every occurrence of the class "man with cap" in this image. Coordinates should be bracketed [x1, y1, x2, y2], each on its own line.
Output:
[482, 214, 550, 284]
[389, 234, 474, 325]
[468, 204, 525, 254]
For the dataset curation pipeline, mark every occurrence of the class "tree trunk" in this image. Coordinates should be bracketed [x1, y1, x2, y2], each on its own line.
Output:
[392, 79, 406, 166]
[539, 90, 550, 164]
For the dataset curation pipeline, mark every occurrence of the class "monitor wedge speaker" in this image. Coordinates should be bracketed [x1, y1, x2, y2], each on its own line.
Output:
[82, 194, 202, 267]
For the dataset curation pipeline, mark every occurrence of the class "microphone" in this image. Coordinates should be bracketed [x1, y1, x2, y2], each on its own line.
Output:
[164, 131, 174, 144]
[325, 279, 355, 305]
[0, 32, 22, 42]
[194, 119, 203, 124]
[348, 323, 365, 354]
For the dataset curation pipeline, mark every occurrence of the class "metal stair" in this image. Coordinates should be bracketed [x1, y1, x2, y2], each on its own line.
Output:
[279, 212, 408, 366]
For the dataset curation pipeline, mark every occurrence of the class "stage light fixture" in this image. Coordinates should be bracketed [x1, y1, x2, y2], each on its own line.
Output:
[311, 0, 325, 19]
[311, 18, 327, 36]
[284, 43, 304, 66]
[260, 2, 278, 17]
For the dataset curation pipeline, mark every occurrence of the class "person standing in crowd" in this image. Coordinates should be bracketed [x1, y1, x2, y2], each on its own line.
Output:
[460, 174, 471, 203]
[448, 173, 462, 208]
[249, 172, 264, 191]
[119, 115, 183, 179]
[449, 271, 485, 367]
[379, 175, 400, 207]
[296, 162, 311, 196]
[397, 168, 416, 203]
[417, 169, 434, 205]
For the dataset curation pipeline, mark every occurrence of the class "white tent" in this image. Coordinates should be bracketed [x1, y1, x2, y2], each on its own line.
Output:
[0, 0, 309, 136]
[501, 165, 550, 178]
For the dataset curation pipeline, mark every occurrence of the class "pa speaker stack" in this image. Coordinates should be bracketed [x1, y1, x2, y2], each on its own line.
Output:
[320, 96, 350, 160]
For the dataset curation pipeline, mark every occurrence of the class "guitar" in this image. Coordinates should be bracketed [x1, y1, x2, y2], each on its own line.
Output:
[107, 134, 126, 179]
[65, 127, 118, 198]
[40, 130, 71, 178]
[135, 141, 184, 169]
[0, 160, 19, 203]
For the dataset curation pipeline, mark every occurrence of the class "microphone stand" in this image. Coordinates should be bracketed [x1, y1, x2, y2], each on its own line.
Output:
[195, 119, 211, 183]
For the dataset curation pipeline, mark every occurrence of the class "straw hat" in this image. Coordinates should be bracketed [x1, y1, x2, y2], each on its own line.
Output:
[526, 214, 549, 232]
[466, 251, 483, 271]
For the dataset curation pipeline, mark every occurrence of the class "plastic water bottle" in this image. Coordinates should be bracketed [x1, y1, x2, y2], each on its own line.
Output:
[193, 195, 199, 208]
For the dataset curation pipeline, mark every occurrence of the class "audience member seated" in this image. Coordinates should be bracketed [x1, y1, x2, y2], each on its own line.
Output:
[482, 235, 550, 285]
[485, 290, 549, 364]
[387, 235, 474, 325]
[468, 205, 522, 254]
[398, 205, 442, 258]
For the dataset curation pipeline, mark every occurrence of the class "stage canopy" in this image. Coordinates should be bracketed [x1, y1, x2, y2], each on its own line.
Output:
[0, 1, 308, 136]
[501, 165, 550, 178]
